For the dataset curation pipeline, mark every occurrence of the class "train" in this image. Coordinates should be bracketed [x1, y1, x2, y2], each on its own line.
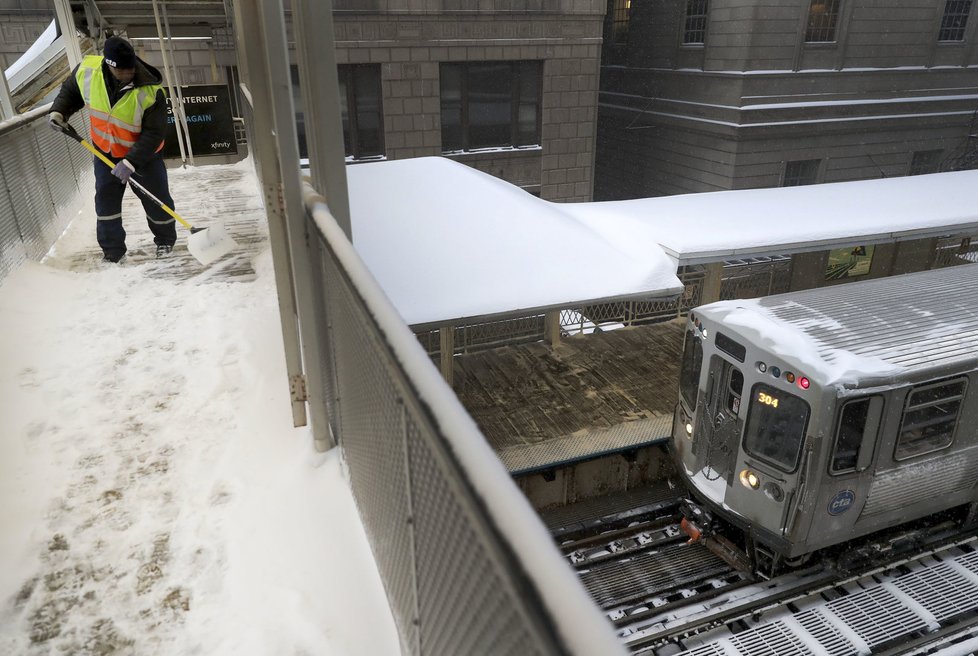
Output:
[673, 263, 978, 572]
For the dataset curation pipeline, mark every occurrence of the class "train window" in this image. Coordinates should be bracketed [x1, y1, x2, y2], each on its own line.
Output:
[727, 368, 744, 415]
[715, 332, 746, 363]
[743, 383, 810, 471]
[679, 329, 703, 409]
[831, 396, 882, 473]
[895, 378, 968, 460]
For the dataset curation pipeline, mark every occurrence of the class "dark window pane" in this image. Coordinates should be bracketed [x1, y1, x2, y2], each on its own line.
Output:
[353, 65, 383, 157]
[896, 379, 966, 459]
[612, 0, 631, 46]
[338, 75, 351, 157]
[680, 329, 703, 409]
[939, 0, 973, 41]
[468, 62, 514, 149]
[440, 64, 463, 151]
[783, 159, 820, 186]
[440, 61, 541, 153]
[683, 0, 709, 44]
[909, 150, 943, 175]
[806, 0, 840, 42]
[743, 383, 810, 471]
[833, 398, 869, 472]
[290, 65, 308, 159]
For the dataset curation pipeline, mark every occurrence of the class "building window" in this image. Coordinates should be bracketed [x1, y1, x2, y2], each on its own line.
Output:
[939, 0, 973, 41]
[782, 159, 820, 186]
[440, 61, 542, 152]
[611, 0, 632, 46]
[338, 64, 384, 160]
[683, 0, 709, 45]
[805, 0, 841, 43]
[908, 150, 944, 175]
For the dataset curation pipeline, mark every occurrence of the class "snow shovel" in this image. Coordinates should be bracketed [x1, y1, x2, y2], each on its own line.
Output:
[58, 124, 237, 265]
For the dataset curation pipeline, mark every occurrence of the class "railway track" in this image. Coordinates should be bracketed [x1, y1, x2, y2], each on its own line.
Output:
[546, 489, 978, 655]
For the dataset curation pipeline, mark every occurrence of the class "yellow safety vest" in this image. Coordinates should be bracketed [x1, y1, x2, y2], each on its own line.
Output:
[75, 55, 164, 158]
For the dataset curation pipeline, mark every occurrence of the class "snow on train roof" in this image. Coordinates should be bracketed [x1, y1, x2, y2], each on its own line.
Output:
[563, 170, 978, 265]
[700, 264, 978, 385]
[347, 157, 683, 328]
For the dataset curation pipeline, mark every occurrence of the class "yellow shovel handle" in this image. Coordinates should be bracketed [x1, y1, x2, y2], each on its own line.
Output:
[77, 137, 193, 231]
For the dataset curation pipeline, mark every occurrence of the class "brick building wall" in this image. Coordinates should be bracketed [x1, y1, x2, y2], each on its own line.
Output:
[332, 3, 605, 201]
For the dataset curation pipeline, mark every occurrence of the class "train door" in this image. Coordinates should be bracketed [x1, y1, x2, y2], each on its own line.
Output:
[807, 395, 883, 550]
[696, 355, 744, 483]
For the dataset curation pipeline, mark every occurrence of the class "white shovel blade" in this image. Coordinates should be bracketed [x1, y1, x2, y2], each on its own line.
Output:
[187, 223, 237, 266]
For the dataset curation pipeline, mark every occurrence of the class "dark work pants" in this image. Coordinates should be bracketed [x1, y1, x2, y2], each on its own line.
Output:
[94, 153, 177, 261]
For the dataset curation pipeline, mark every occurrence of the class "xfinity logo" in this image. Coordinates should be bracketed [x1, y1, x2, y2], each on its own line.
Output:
[211, 141, 231, 149]
[828, 489, 855, 516]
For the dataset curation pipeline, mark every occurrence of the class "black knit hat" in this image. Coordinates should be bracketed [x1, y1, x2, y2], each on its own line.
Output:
[103, 36, 136, 69]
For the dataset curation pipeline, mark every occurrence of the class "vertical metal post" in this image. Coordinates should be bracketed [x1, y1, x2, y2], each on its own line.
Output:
[52, 0, 82, 69]
[544, 310, 561, 346]
[439, 325, 455, 387]
[151, 0, 190, 165]
[292, 0, 352, 238]
[699, 262, 724, 305]
[0, 62, 13, 121]
[251, 0, 337, 450]
[231, 0, 307, 429]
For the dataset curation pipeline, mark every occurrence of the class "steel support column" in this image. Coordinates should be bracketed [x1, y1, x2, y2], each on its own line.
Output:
[52, 0, 83, 69]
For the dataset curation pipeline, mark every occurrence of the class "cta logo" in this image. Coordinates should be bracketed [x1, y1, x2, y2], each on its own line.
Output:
[828, 489, 855, 516]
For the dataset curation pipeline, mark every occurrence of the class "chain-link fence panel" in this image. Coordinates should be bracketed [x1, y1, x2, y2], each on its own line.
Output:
[719, 255, 793, 301]
[304, 199, 623, 655]
[0, 108, 90, 285]
[932, 235, 978, 268]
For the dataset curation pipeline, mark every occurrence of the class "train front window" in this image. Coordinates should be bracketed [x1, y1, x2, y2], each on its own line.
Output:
[743, 383, 810, 471]
[679, 328, 703, 409]
[896, 378, 967, 460]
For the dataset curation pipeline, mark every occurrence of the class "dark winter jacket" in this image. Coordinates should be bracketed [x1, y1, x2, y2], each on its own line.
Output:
[52, 57, 168, 169]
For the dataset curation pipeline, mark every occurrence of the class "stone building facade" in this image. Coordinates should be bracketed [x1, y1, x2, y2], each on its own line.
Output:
[595, 0, 978, 200]
[328, 2, 605, 200]
[0, 1, 52, 70]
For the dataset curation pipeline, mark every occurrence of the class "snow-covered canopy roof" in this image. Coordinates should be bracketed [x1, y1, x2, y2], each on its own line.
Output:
[347, 157, 683, 329]
[563, 170, 978, 265]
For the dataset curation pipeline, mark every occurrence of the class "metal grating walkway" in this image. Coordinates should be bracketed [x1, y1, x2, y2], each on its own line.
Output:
[677, 547, 978, 655]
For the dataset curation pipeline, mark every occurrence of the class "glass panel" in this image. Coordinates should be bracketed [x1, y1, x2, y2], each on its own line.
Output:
[516, 62, 541, 146]
[680, 329, 703, 409]
[805, 0, 841, 42]
[683, 0, 710, 44]
[467, 62, 514, 149]
[338, 73, 351, 157]
[726, 368, 744, 416]
[290, 65, 308, 159]
[783, 159, 820, 186]
[612, 0, 631, 45]
[939, 0, 972, 41]
[743, 383, 810, 471]
[440, 63, 463, 151]
[354, 65, 383, 157]
[832, 398, 869, 472]
[896, 379, 966, 460]
[909, 150, 943, 175]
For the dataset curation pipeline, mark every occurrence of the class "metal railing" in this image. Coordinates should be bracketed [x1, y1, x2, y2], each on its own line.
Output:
[0, 104, 91, 284]
[232, 0, 623, 653]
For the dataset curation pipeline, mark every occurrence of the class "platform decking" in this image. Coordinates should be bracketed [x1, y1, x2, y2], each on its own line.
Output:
[452, 319, 686, 473]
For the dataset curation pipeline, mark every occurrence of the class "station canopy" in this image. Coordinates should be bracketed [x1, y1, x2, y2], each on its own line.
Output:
[346, 157, 683, 329]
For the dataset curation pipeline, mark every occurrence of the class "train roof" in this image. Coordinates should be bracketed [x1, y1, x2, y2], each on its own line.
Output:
[698, 264, 978, 386]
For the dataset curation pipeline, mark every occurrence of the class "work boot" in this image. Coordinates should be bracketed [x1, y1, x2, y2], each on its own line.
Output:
[156, 244, 173, 258]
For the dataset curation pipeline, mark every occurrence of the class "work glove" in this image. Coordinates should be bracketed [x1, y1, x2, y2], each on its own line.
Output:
[111, 159, 135, 184]
[48, 111, 69, 133]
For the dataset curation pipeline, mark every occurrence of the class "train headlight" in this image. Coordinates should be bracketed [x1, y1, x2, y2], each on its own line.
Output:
[685, 422, 693, 438]
[739, 469, 760, 490]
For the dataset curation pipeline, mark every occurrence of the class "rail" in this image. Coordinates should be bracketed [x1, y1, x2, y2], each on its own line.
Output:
[0, 102, 91, 284]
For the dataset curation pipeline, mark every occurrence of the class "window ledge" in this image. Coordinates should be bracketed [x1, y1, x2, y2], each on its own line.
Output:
[442, 145, 543, 158]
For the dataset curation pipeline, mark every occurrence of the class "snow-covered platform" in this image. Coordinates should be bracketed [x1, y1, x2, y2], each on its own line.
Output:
[43, 161, 267, 282]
